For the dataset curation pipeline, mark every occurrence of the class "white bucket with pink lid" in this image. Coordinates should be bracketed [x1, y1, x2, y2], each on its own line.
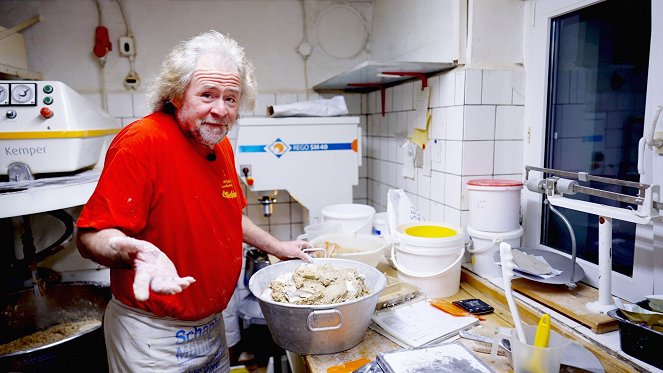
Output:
[466, 179, 523, 233]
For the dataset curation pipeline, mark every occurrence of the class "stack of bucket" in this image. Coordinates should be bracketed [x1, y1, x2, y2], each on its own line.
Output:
[320, 203, 375, 235]
[391, 222, 466, 298]
[465, 179, 524, 278]
[298, 204, 376, 241]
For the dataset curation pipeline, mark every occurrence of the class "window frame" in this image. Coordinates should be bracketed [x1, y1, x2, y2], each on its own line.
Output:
[522, 0, 661, 302]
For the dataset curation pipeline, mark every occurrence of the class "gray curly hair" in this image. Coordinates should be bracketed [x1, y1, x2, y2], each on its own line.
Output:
[146, 30, 257, 113]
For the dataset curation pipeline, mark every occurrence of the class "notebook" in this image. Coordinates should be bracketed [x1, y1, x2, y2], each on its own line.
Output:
[370, 298, 479, 348]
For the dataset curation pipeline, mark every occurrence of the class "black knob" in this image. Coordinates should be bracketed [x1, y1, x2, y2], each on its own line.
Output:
[6, 110, 17, 119]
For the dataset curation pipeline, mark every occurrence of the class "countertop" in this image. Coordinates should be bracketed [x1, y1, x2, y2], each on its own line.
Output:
[302, 261, 636, 373]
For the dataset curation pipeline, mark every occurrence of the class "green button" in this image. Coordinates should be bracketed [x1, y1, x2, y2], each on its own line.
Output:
[43, 96, 53, 105]
[43, 85, 53, 94]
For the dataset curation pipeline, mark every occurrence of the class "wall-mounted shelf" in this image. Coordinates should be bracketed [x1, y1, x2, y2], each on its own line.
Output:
[313, 61, 456, 115]
[313, 61, 456, 92]
[0, 63, 42, 80]
[0, 15, 42, 80]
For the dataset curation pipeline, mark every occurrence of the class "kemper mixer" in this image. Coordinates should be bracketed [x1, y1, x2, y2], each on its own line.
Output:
[235, 116, 361, 225]
[0, 81, 119, 178]
[0, 80, 120, 217]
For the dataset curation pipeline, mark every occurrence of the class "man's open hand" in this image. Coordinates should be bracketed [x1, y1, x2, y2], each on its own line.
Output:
[109, 236, 196, 301]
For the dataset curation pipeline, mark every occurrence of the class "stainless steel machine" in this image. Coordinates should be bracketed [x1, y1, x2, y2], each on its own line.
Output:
[235, 116, 361, 225]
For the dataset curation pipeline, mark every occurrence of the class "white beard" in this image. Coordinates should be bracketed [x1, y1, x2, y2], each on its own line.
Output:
[198, 122, 228, 146]
[177, 111, 233, 148]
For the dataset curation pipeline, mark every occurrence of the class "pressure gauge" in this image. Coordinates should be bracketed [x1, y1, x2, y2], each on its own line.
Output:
[11, 83, 36, 105]
[0, 85, 8, 105]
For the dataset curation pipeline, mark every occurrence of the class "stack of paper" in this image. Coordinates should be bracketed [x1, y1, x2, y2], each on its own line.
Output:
[370, 299, 479, 348]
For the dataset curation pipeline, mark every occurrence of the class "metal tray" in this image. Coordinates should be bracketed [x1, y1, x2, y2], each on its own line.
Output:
[494, 248, 584, 285]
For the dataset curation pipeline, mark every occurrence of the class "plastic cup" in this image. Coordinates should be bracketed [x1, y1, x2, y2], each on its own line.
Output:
[510, 325, 571, 373]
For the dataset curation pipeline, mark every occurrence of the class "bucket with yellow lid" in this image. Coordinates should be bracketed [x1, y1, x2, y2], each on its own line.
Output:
[391, 221, 465, 297]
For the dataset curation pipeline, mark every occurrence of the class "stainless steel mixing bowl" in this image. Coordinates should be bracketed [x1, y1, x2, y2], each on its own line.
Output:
[248, 258, 386, 355]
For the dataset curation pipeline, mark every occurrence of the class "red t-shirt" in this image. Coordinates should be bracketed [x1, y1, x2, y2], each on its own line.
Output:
[77, 112, 246, 320]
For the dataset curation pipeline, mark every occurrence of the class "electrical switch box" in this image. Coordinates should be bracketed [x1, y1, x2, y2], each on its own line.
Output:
[119, 36, 135, 57]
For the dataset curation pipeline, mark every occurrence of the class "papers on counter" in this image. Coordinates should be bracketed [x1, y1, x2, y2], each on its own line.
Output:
[370, 298, 479, 348]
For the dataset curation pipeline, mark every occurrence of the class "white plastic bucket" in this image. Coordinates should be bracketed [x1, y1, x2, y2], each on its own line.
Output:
[393, 222, 465, 273]
[391, 221, 465, 297]
[391, 243, 465, 298]
[296, 221, 341, 241]
[321, 204, 376, 235]
[466, 225, 524, 278]
[466, 179, 523, 233]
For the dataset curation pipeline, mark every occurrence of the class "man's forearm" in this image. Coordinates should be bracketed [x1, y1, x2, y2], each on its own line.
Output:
[77, 228, 133, 268]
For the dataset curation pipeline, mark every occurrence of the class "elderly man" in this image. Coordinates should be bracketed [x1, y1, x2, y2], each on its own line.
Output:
[77, 30, 310, 372]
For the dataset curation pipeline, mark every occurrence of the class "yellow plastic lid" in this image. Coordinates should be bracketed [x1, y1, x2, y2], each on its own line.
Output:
[404, 225, 457, 238]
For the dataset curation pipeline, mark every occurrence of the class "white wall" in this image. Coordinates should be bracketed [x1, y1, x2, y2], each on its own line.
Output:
[466, 0, 524, 68]
[0, 0, 372, 94]
[371, 0, 461, 62]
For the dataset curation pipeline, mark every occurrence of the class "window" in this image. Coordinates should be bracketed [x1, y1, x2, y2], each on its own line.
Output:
[543, 1, 650, 276]
[524, 0, 662, 302]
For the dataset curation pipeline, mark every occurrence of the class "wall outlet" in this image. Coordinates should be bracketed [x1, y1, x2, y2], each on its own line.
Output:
[119, 36, 136, 57]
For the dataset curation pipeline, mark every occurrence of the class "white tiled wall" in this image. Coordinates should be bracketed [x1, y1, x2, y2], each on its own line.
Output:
[364, 67, 525, 230]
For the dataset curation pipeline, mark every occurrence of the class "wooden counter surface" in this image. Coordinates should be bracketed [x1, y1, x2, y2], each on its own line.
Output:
[303, 263, 636, 373]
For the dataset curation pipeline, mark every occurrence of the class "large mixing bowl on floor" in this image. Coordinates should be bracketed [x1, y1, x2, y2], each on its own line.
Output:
[248, 258, 386, 355]
[0, 283, 111, 372]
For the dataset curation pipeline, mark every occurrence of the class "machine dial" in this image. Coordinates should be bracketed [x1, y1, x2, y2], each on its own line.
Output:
[11, 84, 35, 104]
[0, 85, 7, 104]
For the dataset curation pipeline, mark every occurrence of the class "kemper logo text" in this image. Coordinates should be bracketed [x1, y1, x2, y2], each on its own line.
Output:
[5, 146, 47, 156]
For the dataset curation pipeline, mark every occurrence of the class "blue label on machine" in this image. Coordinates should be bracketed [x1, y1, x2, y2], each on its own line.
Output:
[238, 138, 353, 158]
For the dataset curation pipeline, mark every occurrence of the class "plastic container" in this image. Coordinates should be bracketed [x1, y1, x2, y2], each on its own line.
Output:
[309, 233, 388, 267]
[321, 204, 376, 235]
[391, 221, 466, 298]
[391, 245, 465, 298]
[466, 225, 524, 278]
[466, 179, 523, 233]
[608, 302, 663, 370]
[510, 326, 571, 373]
[393, 222, 465, 273]
[296, 221, 341, 241]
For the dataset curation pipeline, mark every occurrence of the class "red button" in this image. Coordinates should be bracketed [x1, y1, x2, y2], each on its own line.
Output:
[40, 107, 54, 118]
[247, 177, 254, 186]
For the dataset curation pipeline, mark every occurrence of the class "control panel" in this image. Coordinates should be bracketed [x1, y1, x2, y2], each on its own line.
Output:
[0, 81, 120, 175]
[0, 82, 56, 121]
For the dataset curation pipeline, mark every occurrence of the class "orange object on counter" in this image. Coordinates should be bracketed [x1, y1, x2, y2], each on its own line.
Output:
[326, 358, 372, 373]
[429, 299, 485, 320]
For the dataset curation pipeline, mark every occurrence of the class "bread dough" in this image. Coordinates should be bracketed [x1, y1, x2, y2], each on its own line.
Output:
[266, 263, 370, 305]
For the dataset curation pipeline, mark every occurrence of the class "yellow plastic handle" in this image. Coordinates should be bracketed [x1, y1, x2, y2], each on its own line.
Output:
[533, 314, 551, 348]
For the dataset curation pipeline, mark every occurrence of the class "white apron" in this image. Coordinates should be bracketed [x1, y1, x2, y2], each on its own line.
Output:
[104, 297, 229, 373]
